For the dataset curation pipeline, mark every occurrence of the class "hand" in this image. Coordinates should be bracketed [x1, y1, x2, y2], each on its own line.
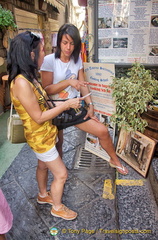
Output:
[69, 79, 89, 91]
[84, 107, 100, 123]
[65, 98, 81, 110]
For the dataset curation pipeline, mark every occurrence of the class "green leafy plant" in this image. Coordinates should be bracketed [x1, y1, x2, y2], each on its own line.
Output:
[0, 5, 17, 30]
[110, 62, 158, 132]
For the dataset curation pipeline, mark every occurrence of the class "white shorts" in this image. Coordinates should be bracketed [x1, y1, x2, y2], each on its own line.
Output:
[33, 145, 59, 162]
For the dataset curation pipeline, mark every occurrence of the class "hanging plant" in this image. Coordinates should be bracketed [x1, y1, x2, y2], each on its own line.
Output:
[0, 5, 17, 30]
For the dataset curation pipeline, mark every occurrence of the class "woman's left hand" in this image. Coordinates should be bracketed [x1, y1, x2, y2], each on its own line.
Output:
[83, 107, 100, 123]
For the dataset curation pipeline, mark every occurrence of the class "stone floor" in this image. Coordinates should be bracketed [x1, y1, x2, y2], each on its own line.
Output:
[0, 126, 158, 240]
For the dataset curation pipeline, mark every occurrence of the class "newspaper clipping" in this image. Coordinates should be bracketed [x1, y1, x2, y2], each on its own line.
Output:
[98, 0, 158, 64]
[84, 63, 115, 161]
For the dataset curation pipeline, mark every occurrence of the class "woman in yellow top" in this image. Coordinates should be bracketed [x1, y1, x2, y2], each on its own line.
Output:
[7, 31, 81, 220]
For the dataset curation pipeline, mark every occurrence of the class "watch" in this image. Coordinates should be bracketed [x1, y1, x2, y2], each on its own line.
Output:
[87, 102, 94, 107]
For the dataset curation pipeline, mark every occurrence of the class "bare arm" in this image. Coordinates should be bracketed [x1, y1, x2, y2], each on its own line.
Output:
[41, 71, 72, 95]
[13, 77, 81, 124]
[79, 68, 92, 104]
[41, 70, 88, 95]
[79, 68, 99, 122]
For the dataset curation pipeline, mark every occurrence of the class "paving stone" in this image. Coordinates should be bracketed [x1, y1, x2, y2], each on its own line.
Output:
[0, 168, 14, 186]
[63, 128, 86, 147]
[62, 174, 99, 209]
[72, 169, 115, 197]
[62, 149, 76, 169]
[8, 144, 37, 176]
[62, 138, 75, 153]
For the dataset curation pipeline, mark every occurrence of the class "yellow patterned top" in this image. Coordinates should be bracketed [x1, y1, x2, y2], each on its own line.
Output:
[10, 74, 58, 153]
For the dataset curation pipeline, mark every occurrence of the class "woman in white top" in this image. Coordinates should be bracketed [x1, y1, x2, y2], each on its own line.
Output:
[40, 23, 128, 175]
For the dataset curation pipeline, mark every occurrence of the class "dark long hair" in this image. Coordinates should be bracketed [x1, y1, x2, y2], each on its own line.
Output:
[55, 23, 81, 63]
[7, 31, 41, 85]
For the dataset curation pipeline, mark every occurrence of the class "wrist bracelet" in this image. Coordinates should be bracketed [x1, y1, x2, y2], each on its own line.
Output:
[87, 102, 94, 107]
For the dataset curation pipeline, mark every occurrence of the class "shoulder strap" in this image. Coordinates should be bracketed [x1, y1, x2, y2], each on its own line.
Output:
[10, 103, 13, 118]
[34, 84, 56, 108]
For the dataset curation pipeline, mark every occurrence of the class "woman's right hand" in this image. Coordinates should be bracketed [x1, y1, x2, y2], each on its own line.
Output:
[68, 79, 89, 91]
[64, 98, 81, 110]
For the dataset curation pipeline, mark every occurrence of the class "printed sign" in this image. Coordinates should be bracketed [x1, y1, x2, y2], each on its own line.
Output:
[84, 63, 115, 161]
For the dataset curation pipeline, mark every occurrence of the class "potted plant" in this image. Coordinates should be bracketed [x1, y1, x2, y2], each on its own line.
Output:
[110, 62, 158, 133]
[0, 5, 17, 30]
[0, 5, 17, 55]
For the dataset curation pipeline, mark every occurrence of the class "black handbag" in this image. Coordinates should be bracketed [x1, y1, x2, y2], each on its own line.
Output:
[47, 99, 73, 126]
[47, 99, 88, 130]
[35, 86, 86, 130]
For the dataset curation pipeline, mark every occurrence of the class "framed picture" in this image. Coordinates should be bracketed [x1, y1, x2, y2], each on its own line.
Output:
[116, 129, 156, 177]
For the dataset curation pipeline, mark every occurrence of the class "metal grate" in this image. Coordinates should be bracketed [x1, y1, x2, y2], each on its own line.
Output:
[73, 146, 108, 170]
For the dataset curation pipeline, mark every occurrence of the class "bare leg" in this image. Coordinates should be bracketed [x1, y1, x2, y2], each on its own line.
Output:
[56, 130, 63, 158]
[45, 156, 68, 209]
[0, 234, 6, 240]
[45, 156, 77, 220]
[76, 119, 128, 174]
[36, 160, 48, 196]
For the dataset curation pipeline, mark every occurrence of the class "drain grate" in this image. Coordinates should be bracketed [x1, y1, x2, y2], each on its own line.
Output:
[73, 146, 109, 170]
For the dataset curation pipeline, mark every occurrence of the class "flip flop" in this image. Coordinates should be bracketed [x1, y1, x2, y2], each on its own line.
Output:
[109, 163, 128, 175]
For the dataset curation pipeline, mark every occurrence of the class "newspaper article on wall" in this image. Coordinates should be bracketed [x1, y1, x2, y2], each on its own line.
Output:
[98, 0, 158, 64]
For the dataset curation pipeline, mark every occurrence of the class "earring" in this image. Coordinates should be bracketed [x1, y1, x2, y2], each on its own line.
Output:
[31, 51, 35, 60]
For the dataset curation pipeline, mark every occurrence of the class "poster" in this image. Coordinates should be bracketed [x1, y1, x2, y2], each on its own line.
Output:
[98, 0, 158, 64]
[84, 63, 115, 161]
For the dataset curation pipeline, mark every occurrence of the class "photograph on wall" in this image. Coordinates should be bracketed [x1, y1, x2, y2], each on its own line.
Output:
[149, 46, 158, 56]
[116, 129, 156, 177]
[98, 38, 112, 48]
[151, 15, 158, 27]
[98, 17, 112, 29]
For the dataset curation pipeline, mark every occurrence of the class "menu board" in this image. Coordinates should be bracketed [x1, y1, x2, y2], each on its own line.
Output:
[98, 0, 158, 64]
